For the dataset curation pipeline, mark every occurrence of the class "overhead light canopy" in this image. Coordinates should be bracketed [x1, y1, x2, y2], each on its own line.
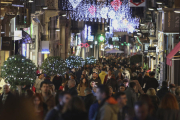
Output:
[174, 8, 180, 13]
[62, 14, 66, 17]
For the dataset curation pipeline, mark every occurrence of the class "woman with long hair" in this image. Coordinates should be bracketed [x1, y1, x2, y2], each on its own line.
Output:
[146, 88, 160, 113]
[62, 96, 88, 120]
[32, 93, 47, 120]
[157, 93, 180, 120]
[77, 78, 88, 98]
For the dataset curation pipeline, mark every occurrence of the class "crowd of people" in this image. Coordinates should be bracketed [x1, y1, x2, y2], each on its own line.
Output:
[0, 56, 180, 120]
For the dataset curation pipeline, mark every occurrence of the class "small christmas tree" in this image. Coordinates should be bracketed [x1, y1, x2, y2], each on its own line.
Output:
[66, 56, 84, 69]
[41, 56, 67, 76]
[85, 56, 96, 65]
[1, 55, 37, 87]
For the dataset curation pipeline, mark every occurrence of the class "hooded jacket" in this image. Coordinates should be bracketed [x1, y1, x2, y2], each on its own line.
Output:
[99, 71, 107, 84]
[97, 97, 119, 120]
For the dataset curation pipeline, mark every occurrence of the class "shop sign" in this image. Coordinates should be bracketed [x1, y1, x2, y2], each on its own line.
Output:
[163, 11, 179, 32]
[148, 47, 156, 53]
[78, 43, 90, 48]
[41, 41, 50, 54]
[1, 37, 13, 51]
[14, 30, 22, 40]
[143, 43, 150, 53]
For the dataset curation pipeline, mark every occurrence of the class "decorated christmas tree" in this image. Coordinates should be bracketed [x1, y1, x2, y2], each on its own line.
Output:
[1, 55, 37, 87]
[66, 56, 84, 69]
[85, 56, 96, 65]
[41, 56, 67, 76]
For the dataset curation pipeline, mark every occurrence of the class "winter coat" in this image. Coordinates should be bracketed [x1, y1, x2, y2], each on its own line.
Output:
[41, 94, 55, 111]
[68, 87, 78, 96]
[84, 93, 96, 112]
[53, 76, 62, 91]
[142, 75, 149, 88]
[62, 110, 88, 120]
[125, 87, 137, 108]
[156, 109, 180, 120]
[104, 75, 117, 92]
[99, 71, 107, 84]
[45, 104, 63, 120]
[144, 77, 159, 93]
[157, 87, 169, 100]
[77, 84, 87, 96]
[131, 80, 144, 94]
[89, 102, 99, 120]
[97, 97, 119, 120]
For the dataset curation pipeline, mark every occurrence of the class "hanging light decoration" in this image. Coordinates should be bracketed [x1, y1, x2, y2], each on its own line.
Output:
[60, 0, 139, 33]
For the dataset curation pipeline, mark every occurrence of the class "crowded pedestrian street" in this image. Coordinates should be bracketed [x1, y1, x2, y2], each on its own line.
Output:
[0, 0, 180, 120]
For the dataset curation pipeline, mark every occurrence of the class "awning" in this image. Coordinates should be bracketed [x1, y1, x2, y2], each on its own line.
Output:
[166, 42, 180, 66]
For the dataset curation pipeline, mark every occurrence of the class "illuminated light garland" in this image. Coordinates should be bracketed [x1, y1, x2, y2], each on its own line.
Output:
[69, 0, 82, 9]
[85, 56, 96, 65]
[61, 0, 139, 32]
[111, 0, 122, 11]
[66, 56, 84, 69]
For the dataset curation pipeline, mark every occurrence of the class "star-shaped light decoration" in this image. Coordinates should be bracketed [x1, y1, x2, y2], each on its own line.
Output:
[100, 7, 109, 18]
[89, 5, 96, 16]
[111, 0, 122, 11]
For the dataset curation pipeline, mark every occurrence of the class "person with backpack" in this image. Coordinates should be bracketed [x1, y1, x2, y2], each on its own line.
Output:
[45, 92, 71, 120]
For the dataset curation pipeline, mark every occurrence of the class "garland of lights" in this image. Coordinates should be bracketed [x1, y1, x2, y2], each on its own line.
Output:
[1, 55, 36, 87]
[61, 0, 139, 33]
[41, 56, 67, 76]
[66, 56, 84, 69]
[85, 56, 96, 65]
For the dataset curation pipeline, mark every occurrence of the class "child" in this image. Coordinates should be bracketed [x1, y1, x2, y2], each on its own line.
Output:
[59, 83, 65, 91]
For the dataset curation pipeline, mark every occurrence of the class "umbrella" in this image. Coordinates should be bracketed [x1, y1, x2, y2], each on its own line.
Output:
[106, 49, 124, 53]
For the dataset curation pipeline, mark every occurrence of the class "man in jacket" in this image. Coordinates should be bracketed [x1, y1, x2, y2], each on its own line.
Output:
[40, 81, 55, 111]
[144, 72, 159, 93]
[125, 82, 137, 108]
[157, 81, 169, 100]
[89, 72, 101, 87]
[0, 85, 14, 104]
[104, 70, 117, 92]
[68, 79, 78, 96]
[99, 68, 107, 84]
[45, 92, 71, 120]
[96, 85, 119, 120]
[131, 72, 144, 94]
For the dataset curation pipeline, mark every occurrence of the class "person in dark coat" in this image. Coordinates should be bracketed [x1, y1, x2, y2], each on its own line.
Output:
[137, 73, 143, 87]
[142, 72, 150, 88]
[52, 75, 62, 91]
[84, 88, 96, 112]
[89, 101, 99, 120]
[45, 92, 71, 120]
[67, 80, 78, 96]
[144, 72, 159, 93]
[104, 69, 117, 92]
[125, 82, 137, 108]
[62, 96, 88, 120]
[157, 81, 169, 100]
[0, 85, 14, 106]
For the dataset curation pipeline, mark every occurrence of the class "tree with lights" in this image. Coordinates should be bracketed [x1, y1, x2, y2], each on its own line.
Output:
[85, 56, 96, 65]
[66, 56, 84, 69]
[1, 55, 37, 88]
[41, 56, 67, 76]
